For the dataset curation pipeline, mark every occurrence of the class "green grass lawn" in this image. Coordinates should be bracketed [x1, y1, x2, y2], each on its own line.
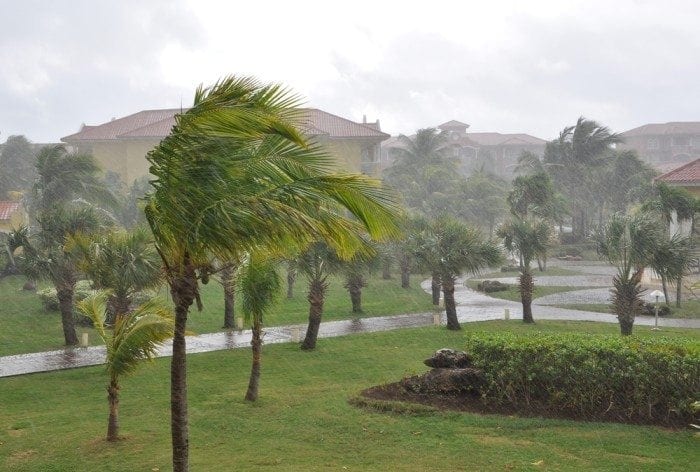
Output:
[0, 273, 434, 356]
[1, 321, 697, 471]
[477, 266, 582, 278]
[465, 279, 587, 303]
[552, 299, 700, 320]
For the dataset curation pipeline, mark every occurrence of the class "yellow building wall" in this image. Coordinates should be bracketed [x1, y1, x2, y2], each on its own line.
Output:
[0, 206, 25, 233]
[79, 137, 379, 185]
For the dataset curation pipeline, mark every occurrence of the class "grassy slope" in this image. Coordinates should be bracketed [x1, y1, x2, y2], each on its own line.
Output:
[465, 279, 586, 303]
[0, 273, 434, 356]
[1, 321, 698, 472]
[551, 300, 700, 320]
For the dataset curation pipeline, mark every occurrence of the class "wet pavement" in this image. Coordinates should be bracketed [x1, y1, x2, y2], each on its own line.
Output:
[2, 262, 699, 378]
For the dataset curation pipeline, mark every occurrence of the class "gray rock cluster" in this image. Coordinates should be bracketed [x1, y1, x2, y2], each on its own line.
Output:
[401, 348, 483, 394]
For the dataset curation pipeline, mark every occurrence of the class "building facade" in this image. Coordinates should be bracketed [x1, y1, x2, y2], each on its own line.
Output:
[62, 108, 388, 184]
[619, 122, 700, 173]
[380, 120, 546, 179]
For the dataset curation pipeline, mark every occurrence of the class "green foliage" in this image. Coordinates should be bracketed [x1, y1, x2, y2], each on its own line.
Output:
[0, 135, 37, 198]
[37, 280, 94, 312]
[466, 332, 700, 425]
[240, 256, 281, 324]
[78, 291, 174, 379]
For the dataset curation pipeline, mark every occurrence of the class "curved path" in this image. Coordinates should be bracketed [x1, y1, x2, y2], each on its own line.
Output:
[2, 263, 698, 378]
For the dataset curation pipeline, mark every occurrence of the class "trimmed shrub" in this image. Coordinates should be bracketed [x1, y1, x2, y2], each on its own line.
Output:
[466, 332, 700, 426]
[476, 280, 509, 293]
[641, 302, 671, 317]
[37, 280, 95, 312]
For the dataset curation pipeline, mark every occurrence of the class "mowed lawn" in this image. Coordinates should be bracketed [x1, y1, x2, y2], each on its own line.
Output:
[0, 273, 433, 356]
[1, 321, 698, 471]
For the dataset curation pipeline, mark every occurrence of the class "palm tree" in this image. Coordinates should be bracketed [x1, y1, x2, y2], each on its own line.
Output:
[544, 117, 622, 240]
[497, 217, 552, 323]
[17, 206, 107, 345]
[414, 217, 502, 330]
[144, 76, 399, 472]
[77, 228, 162, 322]
[341, 244, 378, 315]
[240, 255, 281, 401]
[296, 241, 342, 350]
[596, 213, 662, 335]
[650, 234, 693, 307]
[77, 291, 173, 441]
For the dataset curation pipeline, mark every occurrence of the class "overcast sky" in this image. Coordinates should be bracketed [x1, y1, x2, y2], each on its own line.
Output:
[1, 0, 699, 143]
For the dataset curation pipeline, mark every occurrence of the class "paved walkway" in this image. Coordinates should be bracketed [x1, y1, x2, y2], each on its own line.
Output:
[2, 264, 699, 378]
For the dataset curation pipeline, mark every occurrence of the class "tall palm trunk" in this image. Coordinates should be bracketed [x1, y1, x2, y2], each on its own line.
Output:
[519, 270, 534, 324]
[245, 319, 263, 401]
[169, 258, 197, 472]
[399, 254, 410, 289]
[56, 284, 78, 345]
[660, 274, 670, 306]
[442, 276, 461, 330]
[107, 377, 120, 441]
[431, 272, 441, 305]
[381, 259, 391, 279]
[345, 274, 366, 314]
[286, 265, 296, 299]
[301, 278, 327, 350]
[221, 266, 235, 329]
[676, 276, 682, 308]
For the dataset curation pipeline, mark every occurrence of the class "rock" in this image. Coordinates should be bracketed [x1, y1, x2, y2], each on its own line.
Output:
[424, 348, 473, 368]
[476, 280, 508, 293]
[22, 280, 36, 291]
[401, 368, 483, 394]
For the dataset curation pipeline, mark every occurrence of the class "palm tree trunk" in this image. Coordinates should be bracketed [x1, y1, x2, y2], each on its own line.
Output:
[56, 285, 79, 346]
[399, 254, 410, 289]
[442, 276, 461, 330]
[301, 279, 326, 350]
[676, 276, 682, 308]
[381, 259, 391, 279]
[431, 272, 441, 305]
[245, 319, 262, 401]
[286, 265, 296, 299]
[519, 270, 535, 324]
[107, 378, 120, 441]
[612, 270, 643, 336]
[346, 278, 364, 314]
[169, 259, 197, 472]
[221, 266, 235, 329]
[660, 274, 670, 305]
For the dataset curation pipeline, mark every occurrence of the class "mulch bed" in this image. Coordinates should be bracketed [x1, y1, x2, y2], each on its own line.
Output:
[358, 381, 689, 428]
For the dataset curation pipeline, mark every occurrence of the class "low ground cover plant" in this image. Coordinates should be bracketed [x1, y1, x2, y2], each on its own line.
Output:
[466, 332, 700, 426]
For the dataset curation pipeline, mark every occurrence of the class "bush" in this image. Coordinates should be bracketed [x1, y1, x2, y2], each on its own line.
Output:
[641, 302, 671, 317]
[465, 332, 700, 426]
[37, 281, 96, 326]
[476, 280, 509, 293]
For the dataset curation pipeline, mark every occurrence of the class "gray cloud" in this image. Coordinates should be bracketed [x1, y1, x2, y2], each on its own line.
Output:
[0, 0, 202, 142]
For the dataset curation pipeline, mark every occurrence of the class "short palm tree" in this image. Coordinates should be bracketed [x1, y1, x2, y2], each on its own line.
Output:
[597, 213, 663, 335]
[78, 291, 173, 441]
[414, 217, 502, 330]
[144, 76, 399, 472]
[77, 228, 162, 322]
[295, 241, 342, 350]
[240, 255, 281, 401]
[497, 217, 552, 323]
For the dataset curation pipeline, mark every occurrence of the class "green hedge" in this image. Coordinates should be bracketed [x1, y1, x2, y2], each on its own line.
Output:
[465, 333, 700, 426]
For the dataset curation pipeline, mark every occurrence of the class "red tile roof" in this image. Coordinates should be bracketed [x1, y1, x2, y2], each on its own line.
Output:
[62, 108, 387, 142]
[0, 201, 20, 220]
[655, 158, 700, 185]
[622, 122, 700, 137]
[467, 132, 546, 146]
[438, 120, 470, 129]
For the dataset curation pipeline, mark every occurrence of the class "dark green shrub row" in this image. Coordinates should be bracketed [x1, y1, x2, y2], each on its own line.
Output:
[465, 332, 700, 426]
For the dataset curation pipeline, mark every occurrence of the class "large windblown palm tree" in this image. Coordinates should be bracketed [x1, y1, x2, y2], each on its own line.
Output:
[78, 291, 173, 441]
[144, 76, 399, 472]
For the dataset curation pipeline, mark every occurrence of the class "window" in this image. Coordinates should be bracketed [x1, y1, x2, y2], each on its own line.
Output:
[672, 136, 690, 146]
[647, 137, 659, 149]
